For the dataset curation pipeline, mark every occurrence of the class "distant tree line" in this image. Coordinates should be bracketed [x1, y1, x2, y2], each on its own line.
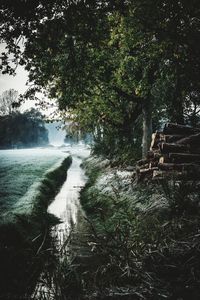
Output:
[0, 1, 200, 160]
[0, 89, 49, 149]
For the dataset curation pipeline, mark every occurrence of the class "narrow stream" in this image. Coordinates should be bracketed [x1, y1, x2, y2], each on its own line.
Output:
[33, 145, 90, 299]
[48, 151, 88, 244]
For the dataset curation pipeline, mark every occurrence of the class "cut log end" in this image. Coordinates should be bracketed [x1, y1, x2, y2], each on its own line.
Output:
[137, 123, 200, 182]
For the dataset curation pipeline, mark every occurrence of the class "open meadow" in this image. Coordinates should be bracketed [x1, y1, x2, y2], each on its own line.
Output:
[0, 148, 68, 216]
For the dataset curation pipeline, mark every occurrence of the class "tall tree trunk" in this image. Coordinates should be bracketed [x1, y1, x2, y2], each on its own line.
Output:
[169, 67, 184, 124]
[170, 97, 184, 124]
[142, 99, 152, 158]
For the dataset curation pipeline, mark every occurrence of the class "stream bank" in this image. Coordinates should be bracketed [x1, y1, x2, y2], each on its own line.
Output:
[0, 154, 72, 299]
[60, 155, 200, 300]
[3, 150, 200, 300]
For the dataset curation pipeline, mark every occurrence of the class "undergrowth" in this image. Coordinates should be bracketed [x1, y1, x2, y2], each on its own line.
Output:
[78, 162, 200, 299]
[29, 159, 200, 300]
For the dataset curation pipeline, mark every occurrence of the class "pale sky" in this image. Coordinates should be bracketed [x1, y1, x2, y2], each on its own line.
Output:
[0, 66, 44, 112]
[0, 43, 29, 94]
[0, 66, 29, 95]
[0, 43, 59, 116]
[0, 42, 33, 111]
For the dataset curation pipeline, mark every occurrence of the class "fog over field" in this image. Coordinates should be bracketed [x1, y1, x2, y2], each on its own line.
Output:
[0, 148, 67, 215]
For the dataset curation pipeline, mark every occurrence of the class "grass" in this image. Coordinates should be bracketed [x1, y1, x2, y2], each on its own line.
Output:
[71, 160, 200, 299]
[0, 148, 68, 214]
[0, 155, 72, 299]
[4, 155, 200, 299]
[12, 155, 72, 215]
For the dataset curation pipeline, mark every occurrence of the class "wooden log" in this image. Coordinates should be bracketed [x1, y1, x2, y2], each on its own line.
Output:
[153, 170, 179, 178]
[150, 133, 157, 150]
[150, 131, 163, 149]
[169, 153, 200, 164]
[176, 133, 200, 146]
[160, 143, 200, 155]
[159, 143, 189, 154]
[190, 148, 200, 154]
[160, 153, 200, 164]
[139, 163, 150, 170]
[163, 123, 200, 135]
[163, 135, 185, 143]
[153, 170, 188, 180]
[147, 150, 154, 159]
[137, 159, 149, 166]
[149, 161, 158, 168]
[139, 168, 153, 175]
[139, 167, 158, 181]
[159, 156, 170, 164]
[158, 163, 199, 172]
[153, 169, 200, 180]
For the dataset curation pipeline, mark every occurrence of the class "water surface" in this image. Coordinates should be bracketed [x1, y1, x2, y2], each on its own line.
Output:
[48, 144, 90, 242]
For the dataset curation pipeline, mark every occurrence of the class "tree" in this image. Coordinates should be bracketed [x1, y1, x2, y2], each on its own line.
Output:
[0, 108, 49, 148]
[1, 0, 200, 159]
[0, 89, 19, 115]
[0, 1, 150, 158]
[129, 0, 200, 125]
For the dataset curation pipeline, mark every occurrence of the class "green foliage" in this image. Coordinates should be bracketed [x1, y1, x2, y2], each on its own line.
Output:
[162, 181, 200, 216]
[0, 109, 49, 149]
[1, 1, 200, 159]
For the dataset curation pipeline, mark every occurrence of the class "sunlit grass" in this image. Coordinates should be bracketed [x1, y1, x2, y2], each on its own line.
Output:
[0, 148, 67, 215]
[0, 150, 72, 299]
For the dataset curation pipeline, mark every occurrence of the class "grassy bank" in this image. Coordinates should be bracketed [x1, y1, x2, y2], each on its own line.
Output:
[18, 156, 200, 300]
[0, 148, 68, 215]
[12, 155, 73, 215]
[0, 156, 72, 299]
[76, 157, 200, 299]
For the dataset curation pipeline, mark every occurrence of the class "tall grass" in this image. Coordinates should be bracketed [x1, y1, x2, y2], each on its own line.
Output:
[76, 163, 200, 299]
[6, 157, 200, 299]
[0, 148, 67, 214]
[0, 156, 72, 299]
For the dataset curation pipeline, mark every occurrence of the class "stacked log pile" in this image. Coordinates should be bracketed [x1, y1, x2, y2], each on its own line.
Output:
[137, 123, 200, 181]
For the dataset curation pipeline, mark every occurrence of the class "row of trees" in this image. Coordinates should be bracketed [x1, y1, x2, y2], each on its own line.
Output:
[0, 89, 49, 148]
[1, 0, 200, 159]
[0, 108, 49, 149]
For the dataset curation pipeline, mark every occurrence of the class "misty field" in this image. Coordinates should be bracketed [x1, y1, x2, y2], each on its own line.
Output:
[0, 148, 68, 215]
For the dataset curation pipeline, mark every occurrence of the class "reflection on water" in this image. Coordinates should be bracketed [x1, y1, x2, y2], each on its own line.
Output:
[33, 144, 90, 298]
[48, 144, 90, 243]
